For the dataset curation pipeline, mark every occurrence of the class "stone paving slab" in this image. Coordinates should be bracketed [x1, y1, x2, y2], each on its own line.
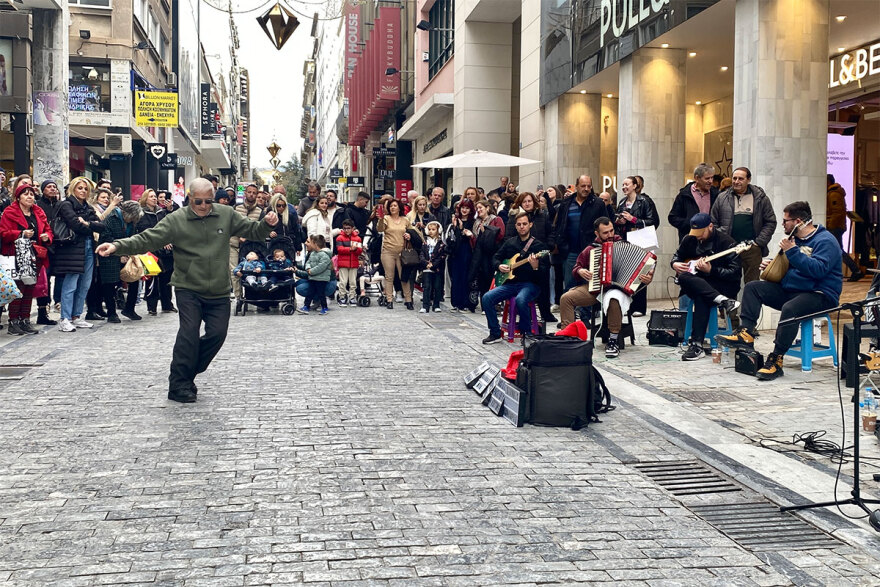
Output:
[0, 301, 878, 585]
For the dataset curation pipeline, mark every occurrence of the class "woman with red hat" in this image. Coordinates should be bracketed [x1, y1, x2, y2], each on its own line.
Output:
[0, 184, 53, 334]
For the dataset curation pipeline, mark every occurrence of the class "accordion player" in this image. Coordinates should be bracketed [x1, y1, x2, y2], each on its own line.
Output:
[587, 240, 657, 295]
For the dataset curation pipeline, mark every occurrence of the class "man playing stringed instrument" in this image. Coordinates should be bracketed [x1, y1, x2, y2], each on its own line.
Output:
[481, 212, 549, 345]
[716, 201, 842, 380]
[672, 213, 743, 361]
[557, 217, 654, 358]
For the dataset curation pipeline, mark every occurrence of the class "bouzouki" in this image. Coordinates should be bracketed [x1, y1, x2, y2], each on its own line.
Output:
[760, 220, 810, 283]
[683, 240, 754, 274]
[494, 250, 549, 286]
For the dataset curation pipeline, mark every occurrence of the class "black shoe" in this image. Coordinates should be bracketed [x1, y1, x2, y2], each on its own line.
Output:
[190, 383, 198, 395]
[542, 315, 558, 324]
[386, 302, 394, 310]
[19, 320, 38, 334]
[605, 340, 620, 358]
[682, 342, 705, 361]
[95, 310, 108, 318]
[849, 271, 865, 282]
[405, 302, 414, 310]
[84, 312, 105, 321]
[756, 352, 784, 381]
[719, 298, 740, 314]
[121, 310, 142, 321]
[162, 307, 178, 313]
[715, 327, 757, 350]
[36, 309, 57, 325]
[106, 315, 121, 323]
[168, 388, 197, 403]
[148, 310, 158, 316]
[6, 320, 24, 336]
[482, 333, 503, 344]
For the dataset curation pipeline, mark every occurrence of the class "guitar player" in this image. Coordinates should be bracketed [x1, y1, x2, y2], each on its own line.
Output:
[481, 212, 549, 345]
[557, 216, 654, 359]
[671, 213, 742, 361]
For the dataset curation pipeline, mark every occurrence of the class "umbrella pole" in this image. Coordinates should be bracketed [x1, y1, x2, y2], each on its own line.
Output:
[475, 168, 479, 190]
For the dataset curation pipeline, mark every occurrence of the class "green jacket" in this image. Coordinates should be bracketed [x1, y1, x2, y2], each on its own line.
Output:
[113, 204, 273, 298]
[301, 248, 333, 282]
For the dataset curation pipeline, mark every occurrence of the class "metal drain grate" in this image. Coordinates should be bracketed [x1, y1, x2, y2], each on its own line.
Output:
[690, 502, 840, 550]
[675, 389, 745, 403]
[633, 460, 742, 496]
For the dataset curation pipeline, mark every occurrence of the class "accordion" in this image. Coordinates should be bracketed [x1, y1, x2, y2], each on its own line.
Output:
[588, 240, 657, 295]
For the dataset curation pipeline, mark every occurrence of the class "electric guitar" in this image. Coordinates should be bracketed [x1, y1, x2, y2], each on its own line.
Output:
[494, 250, 549, 286]
[683, 240, 754, 274]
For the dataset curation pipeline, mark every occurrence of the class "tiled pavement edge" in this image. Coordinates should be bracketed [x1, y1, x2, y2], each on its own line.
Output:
[0, 302, 878, 585]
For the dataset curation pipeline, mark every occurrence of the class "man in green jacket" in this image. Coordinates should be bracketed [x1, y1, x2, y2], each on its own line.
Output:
[97, 177, 279, 403]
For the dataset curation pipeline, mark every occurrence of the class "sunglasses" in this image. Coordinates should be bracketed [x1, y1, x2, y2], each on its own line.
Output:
[192, 199, 212, 206]
[276, 203, 286, 208]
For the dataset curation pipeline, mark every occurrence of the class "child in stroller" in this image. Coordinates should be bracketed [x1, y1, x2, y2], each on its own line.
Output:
[233, 251, 268, 289]
[234, 236, 299, 316]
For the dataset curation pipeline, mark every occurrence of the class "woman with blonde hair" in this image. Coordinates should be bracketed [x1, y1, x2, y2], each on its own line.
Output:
[262, 193, 304, 251]
[405, 195, 434, 238]
[54, 176, 106, 331]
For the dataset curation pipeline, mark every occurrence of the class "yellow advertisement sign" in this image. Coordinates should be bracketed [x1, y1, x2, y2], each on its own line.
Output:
[135, 91, 179, 127]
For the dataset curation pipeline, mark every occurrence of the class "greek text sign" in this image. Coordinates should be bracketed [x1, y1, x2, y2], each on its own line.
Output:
[135, 91, 179, 127]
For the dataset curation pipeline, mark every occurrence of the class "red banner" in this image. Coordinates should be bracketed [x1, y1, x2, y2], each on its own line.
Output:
[396, 180, 413, 203]
[378, 6, 400, 103]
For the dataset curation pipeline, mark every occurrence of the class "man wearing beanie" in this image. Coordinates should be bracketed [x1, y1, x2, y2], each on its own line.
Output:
[35, 179, 62, 325]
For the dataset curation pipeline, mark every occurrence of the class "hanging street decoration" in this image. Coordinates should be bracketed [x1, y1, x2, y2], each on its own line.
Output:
[256, 2, 300, 50]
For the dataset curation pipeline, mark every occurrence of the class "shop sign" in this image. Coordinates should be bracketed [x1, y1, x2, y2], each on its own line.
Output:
[423, 128, 448, 154]
[325, 183, 340, 193]
[87, 153, 101, 167]
[377, 169, 395, 179]
[347, 176, 366, 188]
[149, 143, 168, 160]
[159, 153, 178, 170]
[396, 180, 413, 203]
[329, 167, 343, 179]
[373, 146, 395, 157]
[200, 83, 212, 136]
[69, 84, 102, 112]
[344, 5, 360, 98]
[600, 0, 670, 48]
[135, 90, 179, 127]
[377, 7, 400, 103]
[830, 41, 880, 88]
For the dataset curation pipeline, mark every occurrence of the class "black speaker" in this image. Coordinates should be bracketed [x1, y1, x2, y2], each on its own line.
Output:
[647, 310, 686, 346]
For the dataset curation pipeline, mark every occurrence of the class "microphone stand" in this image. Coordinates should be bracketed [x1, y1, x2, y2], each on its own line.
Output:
[778, 299, 880, 516]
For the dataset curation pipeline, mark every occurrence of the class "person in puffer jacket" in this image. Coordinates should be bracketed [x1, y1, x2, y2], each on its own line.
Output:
[335, 219, 363, 306]
[296, 235, 333, 315]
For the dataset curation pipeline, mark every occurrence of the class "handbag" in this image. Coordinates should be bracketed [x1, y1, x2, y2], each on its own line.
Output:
[400, 242, 420, 267]
[14, 237, 37, 285]
[34, 266, 48, 299]
[120, 255, 145, 283]
[137, 252, 162, 276]
[0, 266, 22, 305]
[51, 215, 76, 246]
[760, 252, 789, 283]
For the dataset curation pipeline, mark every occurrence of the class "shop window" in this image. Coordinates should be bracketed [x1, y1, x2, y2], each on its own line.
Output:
[68, 0, 111, 8]
[68, 63, 112, 113]
[428, 0, 454, 80]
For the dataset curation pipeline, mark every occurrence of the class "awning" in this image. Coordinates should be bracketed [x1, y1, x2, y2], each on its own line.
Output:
[201, 138, 232, 170]
[398, 93, 454, 141]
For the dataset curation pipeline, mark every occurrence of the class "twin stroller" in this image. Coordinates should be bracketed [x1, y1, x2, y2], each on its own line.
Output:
[234, 236, 299, 316]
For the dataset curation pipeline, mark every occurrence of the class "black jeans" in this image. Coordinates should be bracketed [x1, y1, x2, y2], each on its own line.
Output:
[677, 272, 740, 343]
[101, 283, 119, 317]
[169, 289, 231, 392]
[422, 271, 442, 310]
[740, 281, 836, 355]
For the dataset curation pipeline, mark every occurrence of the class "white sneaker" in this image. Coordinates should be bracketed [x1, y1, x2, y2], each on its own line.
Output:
[395, 293, 404, 303]
[419, 308, 428, 313]
[72, 317, 93, 329]
[58, 318, 76, 332]
[433, 308, 442, 313]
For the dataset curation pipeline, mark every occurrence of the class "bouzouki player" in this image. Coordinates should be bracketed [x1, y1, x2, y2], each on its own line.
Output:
[716, 201, 842, 380]
[481, 212, 549, 345]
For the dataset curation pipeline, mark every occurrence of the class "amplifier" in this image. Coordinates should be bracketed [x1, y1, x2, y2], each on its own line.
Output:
[735, 348, 764, 376]
[647, 310, 686, 347]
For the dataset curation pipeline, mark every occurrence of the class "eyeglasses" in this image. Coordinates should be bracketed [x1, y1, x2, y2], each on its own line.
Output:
[192, 199, 212, 206]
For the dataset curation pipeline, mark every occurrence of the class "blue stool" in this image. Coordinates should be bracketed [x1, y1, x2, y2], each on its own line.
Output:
[786, 314, 838, 372]
[681, 296, 733, 349]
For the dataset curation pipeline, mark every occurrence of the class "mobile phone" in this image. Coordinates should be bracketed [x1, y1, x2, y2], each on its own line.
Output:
[537, 184, 544, 191]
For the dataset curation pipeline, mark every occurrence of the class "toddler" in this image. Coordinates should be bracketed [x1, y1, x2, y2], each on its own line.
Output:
[335, 219, 363, 306]
[296, 235, 333, 315]
[419, 220, 447, 313]
[233, 251, 267, 288]
[266, 248, 295, 291]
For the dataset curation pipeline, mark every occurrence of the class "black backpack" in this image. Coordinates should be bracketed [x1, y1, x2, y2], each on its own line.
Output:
[591, 366, 614, 419]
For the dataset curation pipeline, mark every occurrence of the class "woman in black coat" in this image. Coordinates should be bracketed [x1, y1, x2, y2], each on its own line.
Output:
[263, 194, 304, 252]
[97, 201, 142, 323]
[55, 177, 105, 331]
[615, 175, 660, 315]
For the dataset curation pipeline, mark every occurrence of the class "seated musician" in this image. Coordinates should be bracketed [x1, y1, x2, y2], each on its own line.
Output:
[481, 212, 549, 345]
[557, 217, 654, 359]
[671, 213, 742, 361]
[716, 201, 842, 380]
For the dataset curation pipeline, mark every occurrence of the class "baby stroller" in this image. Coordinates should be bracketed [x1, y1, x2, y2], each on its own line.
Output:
[235, 236, 299, 316]
[357, 254, 386, 307]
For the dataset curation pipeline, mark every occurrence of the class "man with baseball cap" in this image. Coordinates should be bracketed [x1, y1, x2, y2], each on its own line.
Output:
[670, 212, 742, 361]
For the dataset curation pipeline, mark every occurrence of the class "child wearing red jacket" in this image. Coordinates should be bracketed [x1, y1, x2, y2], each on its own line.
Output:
[335, 219, 363, 307]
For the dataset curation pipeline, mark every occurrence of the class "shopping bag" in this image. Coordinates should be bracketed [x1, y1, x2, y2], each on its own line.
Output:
[120, 256, 145, 283]
[34, 266, 48, 299]
[138, 252, 162, 276]
[0, 266, 22, 305]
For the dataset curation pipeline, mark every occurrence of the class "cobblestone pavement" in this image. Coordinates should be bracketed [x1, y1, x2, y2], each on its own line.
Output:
[1, 299, 880, 585]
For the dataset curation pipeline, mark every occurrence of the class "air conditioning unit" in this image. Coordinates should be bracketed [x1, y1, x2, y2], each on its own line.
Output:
[166, 71, 177, 87]
[104, 133, 133, 154]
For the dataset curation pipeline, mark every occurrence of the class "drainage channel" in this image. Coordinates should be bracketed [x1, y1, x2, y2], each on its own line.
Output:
[633, 460, 841, 551]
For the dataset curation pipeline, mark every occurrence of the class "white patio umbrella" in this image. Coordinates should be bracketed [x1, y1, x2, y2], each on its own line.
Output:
[412, 149, 541, 188]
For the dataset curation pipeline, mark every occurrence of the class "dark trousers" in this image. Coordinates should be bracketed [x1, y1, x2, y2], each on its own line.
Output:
[677, 272, 739, 343]
[740, 281, 836, 355]
[551, 262, 564, 305]
[303, 280, 328, 309]
[124, 281, 139, 313]
[422, 271, 442, 310]
[169, 289, 231, 392]
[144, 274, 174, 312]
[86, 271, 103, 314]
[101, 283, 119, 317]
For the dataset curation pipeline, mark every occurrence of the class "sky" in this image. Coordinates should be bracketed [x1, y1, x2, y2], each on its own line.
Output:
[200, 0, 335, 170]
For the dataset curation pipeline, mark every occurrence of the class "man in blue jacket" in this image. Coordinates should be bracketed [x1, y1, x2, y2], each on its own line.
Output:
[716, 201, 842, 380]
